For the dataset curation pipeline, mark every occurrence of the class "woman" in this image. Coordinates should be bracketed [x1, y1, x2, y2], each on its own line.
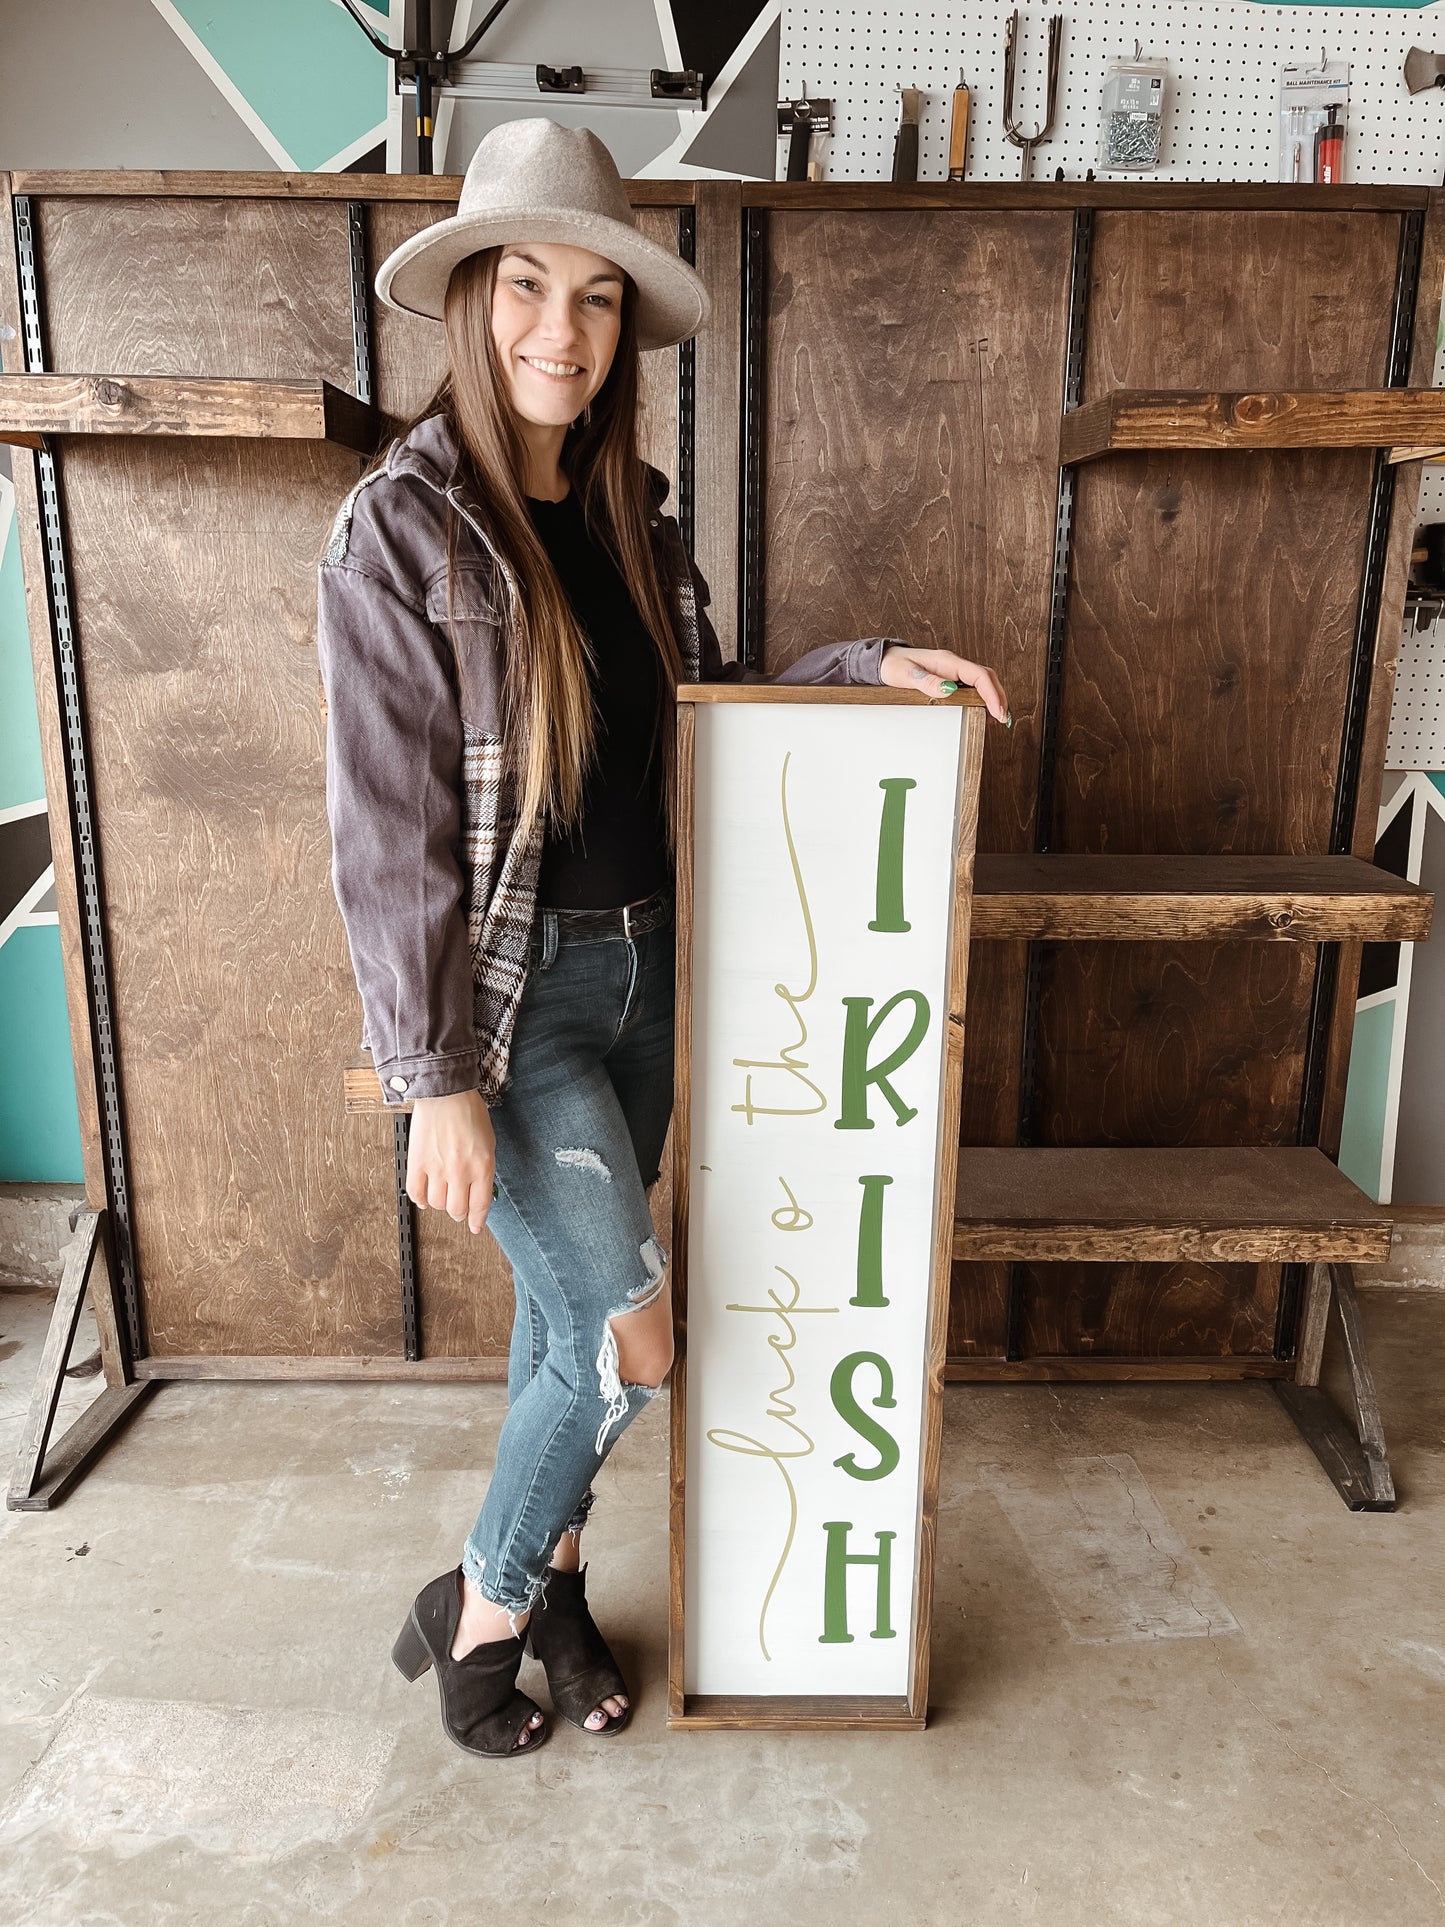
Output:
[316, 118, 1010, 1761]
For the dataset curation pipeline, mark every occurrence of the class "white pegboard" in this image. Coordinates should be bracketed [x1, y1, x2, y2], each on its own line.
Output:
[1388, 621, 1445, 766]
[782, 2, 1445, 768]
[780, 3, 1445, 185]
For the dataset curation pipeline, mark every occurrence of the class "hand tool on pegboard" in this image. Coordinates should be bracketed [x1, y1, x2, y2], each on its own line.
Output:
[893, 86, 923, 181]
[1405, 46, 1445, 95]
[1002, 10, 1064, 183]
[778, 82, 833, 182]
[948, 70, 971, 179]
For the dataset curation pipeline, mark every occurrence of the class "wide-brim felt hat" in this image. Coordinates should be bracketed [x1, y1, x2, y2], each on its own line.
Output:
[374, 117, 710, 352]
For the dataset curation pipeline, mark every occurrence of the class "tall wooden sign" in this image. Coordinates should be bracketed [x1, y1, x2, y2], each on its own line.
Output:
[668, 685, 986, 1728]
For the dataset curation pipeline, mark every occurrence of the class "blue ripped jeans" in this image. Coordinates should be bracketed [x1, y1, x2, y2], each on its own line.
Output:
[460, 895, 675, 1625]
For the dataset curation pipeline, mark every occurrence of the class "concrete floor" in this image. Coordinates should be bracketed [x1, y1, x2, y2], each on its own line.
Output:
[1, 1284, 1443, 1926]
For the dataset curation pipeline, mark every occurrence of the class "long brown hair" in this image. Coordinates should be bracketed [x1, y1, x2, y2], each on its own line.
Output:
[348, 245, 684, 850]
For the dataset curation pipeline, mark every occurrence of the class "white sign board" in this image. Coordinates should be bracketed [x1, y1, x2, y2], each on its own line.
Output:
[671, 688, 982, 1726]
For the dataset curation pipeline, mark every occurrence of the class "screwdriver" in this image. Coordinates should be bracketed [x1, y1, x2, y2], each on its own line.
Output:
[948, 69, 971, 180]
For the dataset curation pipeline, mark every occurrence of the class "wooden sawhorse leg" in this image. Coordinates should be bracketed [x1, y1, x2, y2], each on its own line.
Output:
[7, 1205, 155, 1512]
[1275, 1260, 1395, 1512]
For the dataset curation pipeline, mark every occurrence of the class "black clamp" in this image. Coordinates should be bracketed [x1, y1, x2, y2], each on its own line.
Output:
[652, 68, 707, 106]
[537, 63, 584, 93]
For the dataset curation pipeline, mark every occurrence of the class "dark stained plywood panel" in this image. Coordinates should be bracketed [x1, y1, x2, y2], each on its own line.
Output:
[1023, 937, 1311, 1364]
[1059, 447, 1370, 854]
[1036, 941, 1308, 1146]
[367, 200, 681, 489]
[1016, 1259, 1281, 1357]
[759, 209, 1072, 856]
[951, 937, 1026, 1360]
[958, 940, 1028, 1146]
[413, 1195, 517, 1360]
[634, 207, 682, 494]
[946, 1260, 1010, 1357]
[36, 197, 356, 384]
[57, 435, 402, 1355]
[367, 200, 452, 421]
[1083, 210, 1401, 395]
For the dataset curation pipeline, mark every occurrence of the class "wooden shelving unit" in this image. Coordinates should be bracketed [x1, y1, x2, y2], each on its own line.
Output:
[0, 372, 384, 454]
[5, 170, 1435, 1516]
[1059, 388, 1445, 466]
[967, 358, 1445, 1507]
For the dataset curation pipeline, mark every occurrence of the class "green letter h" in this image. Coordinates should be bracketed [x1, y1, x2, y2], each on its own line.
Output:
[819, 1520, 898, 1643]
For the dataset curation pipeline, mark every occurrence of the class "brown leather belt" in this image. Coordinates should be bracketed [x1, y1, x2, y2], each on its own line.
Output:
[537, 884, 675, 942]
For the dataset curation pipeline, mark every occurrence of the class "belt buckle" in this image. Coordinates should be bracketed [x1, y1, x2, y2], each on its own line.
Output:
[623, 900, 637, 938]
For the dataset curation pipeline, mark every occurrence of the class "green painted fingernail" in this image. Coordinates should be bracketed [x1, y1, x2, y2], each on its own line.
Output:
[939, 680, 959, 695]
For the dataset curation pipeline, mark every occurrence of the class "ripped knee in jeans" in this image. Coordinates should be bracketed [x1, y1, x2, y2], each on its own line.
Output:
[593, 1235, 672, 1453]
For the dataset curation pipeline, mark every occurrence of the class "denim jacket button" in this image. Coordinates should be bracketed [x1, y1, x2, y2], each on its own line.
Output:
[388, 1075, 409, 1093]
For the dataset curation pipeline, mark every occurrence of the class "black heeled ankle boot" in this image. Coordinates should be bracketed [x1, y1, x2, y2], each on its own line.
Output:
[525, 1563, 632, 1735]
[392, 1566, 548, 1759]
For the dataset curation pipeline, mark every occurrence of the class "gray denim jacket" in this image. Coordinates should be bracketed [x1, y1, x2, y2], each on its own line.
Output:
[316, 411, 898, 1108]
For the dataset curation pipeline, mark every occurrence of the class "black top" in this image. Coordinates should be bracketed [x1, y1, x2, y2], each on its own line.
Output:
[526, 488, 671, 911]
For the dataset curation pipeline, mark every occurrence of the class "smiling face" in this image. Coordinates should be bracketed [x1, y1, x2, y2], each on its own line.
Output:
[490, 240, 626, 430]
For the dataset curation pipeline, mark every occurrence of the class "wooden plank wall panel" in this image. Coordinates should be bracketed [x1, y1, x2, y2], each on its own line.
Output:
[635, 207, 682, 487]
[753, 210, 1073, 1365]
[1026, 210, 1402, 1357]
[35, 196, 356, 380]
[755, 211, 1072, 1364]
[368, 200, 451, 421]
[26, 194, 402, 1353]
[57, 437, 401, 1353]
[1058, 446, 1371, 855]
[1017, 1259, 1280, 1357]
[758, 209, 1069, 861]
[404, 200, 683, 1358]
[1083, 212, 1401, 392]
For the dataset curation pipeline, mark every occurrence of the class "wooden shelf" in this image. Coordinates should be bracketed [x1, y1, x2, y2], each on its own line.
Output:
[0, 374, 383, 455]
[1059, 388, 1445, 466]
[952, 1146, 1393, 1264]
[971, 854, 1433, 943]
[345, 1055, 393, 1114]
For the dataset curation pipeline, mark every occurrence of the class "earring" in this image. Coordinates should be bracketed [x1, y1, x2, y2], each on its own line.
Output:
[582, 400, 593, 428]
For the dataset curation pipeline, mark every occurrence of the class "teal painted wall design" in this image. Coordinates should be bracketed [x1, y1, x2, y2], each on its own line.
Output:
[0, 930, 84, 1184]
[0, 479, 43, 811]
[0, 474, 81, 1182]
[148, 0, 391, 171]
[1340, 1001, 1396, 1199]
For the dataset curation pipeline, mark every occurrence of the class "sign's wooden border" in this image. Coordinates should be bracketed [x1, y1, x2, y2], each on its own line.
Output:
[666, 682, 987, 1730]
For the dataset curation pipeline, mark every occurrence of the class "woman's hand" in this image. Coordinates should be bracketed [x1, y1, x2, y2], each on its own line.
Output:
[405, 1089, 497, 1235]
[879, 644, 1011, 725]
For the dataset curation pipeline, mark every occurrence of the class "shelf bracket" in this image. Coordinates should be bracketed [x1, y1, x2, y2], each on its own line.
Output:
[7, 1206, 155, 1512]
[1275, 1260, 1395, 1511]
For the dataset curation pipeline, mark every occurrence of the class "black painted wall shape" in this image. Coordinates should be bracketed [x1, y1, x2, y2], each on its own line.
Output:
[0, 810, 52, 929]
[1360, 794, 1415, 998]
[670, 0, 772, 89]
